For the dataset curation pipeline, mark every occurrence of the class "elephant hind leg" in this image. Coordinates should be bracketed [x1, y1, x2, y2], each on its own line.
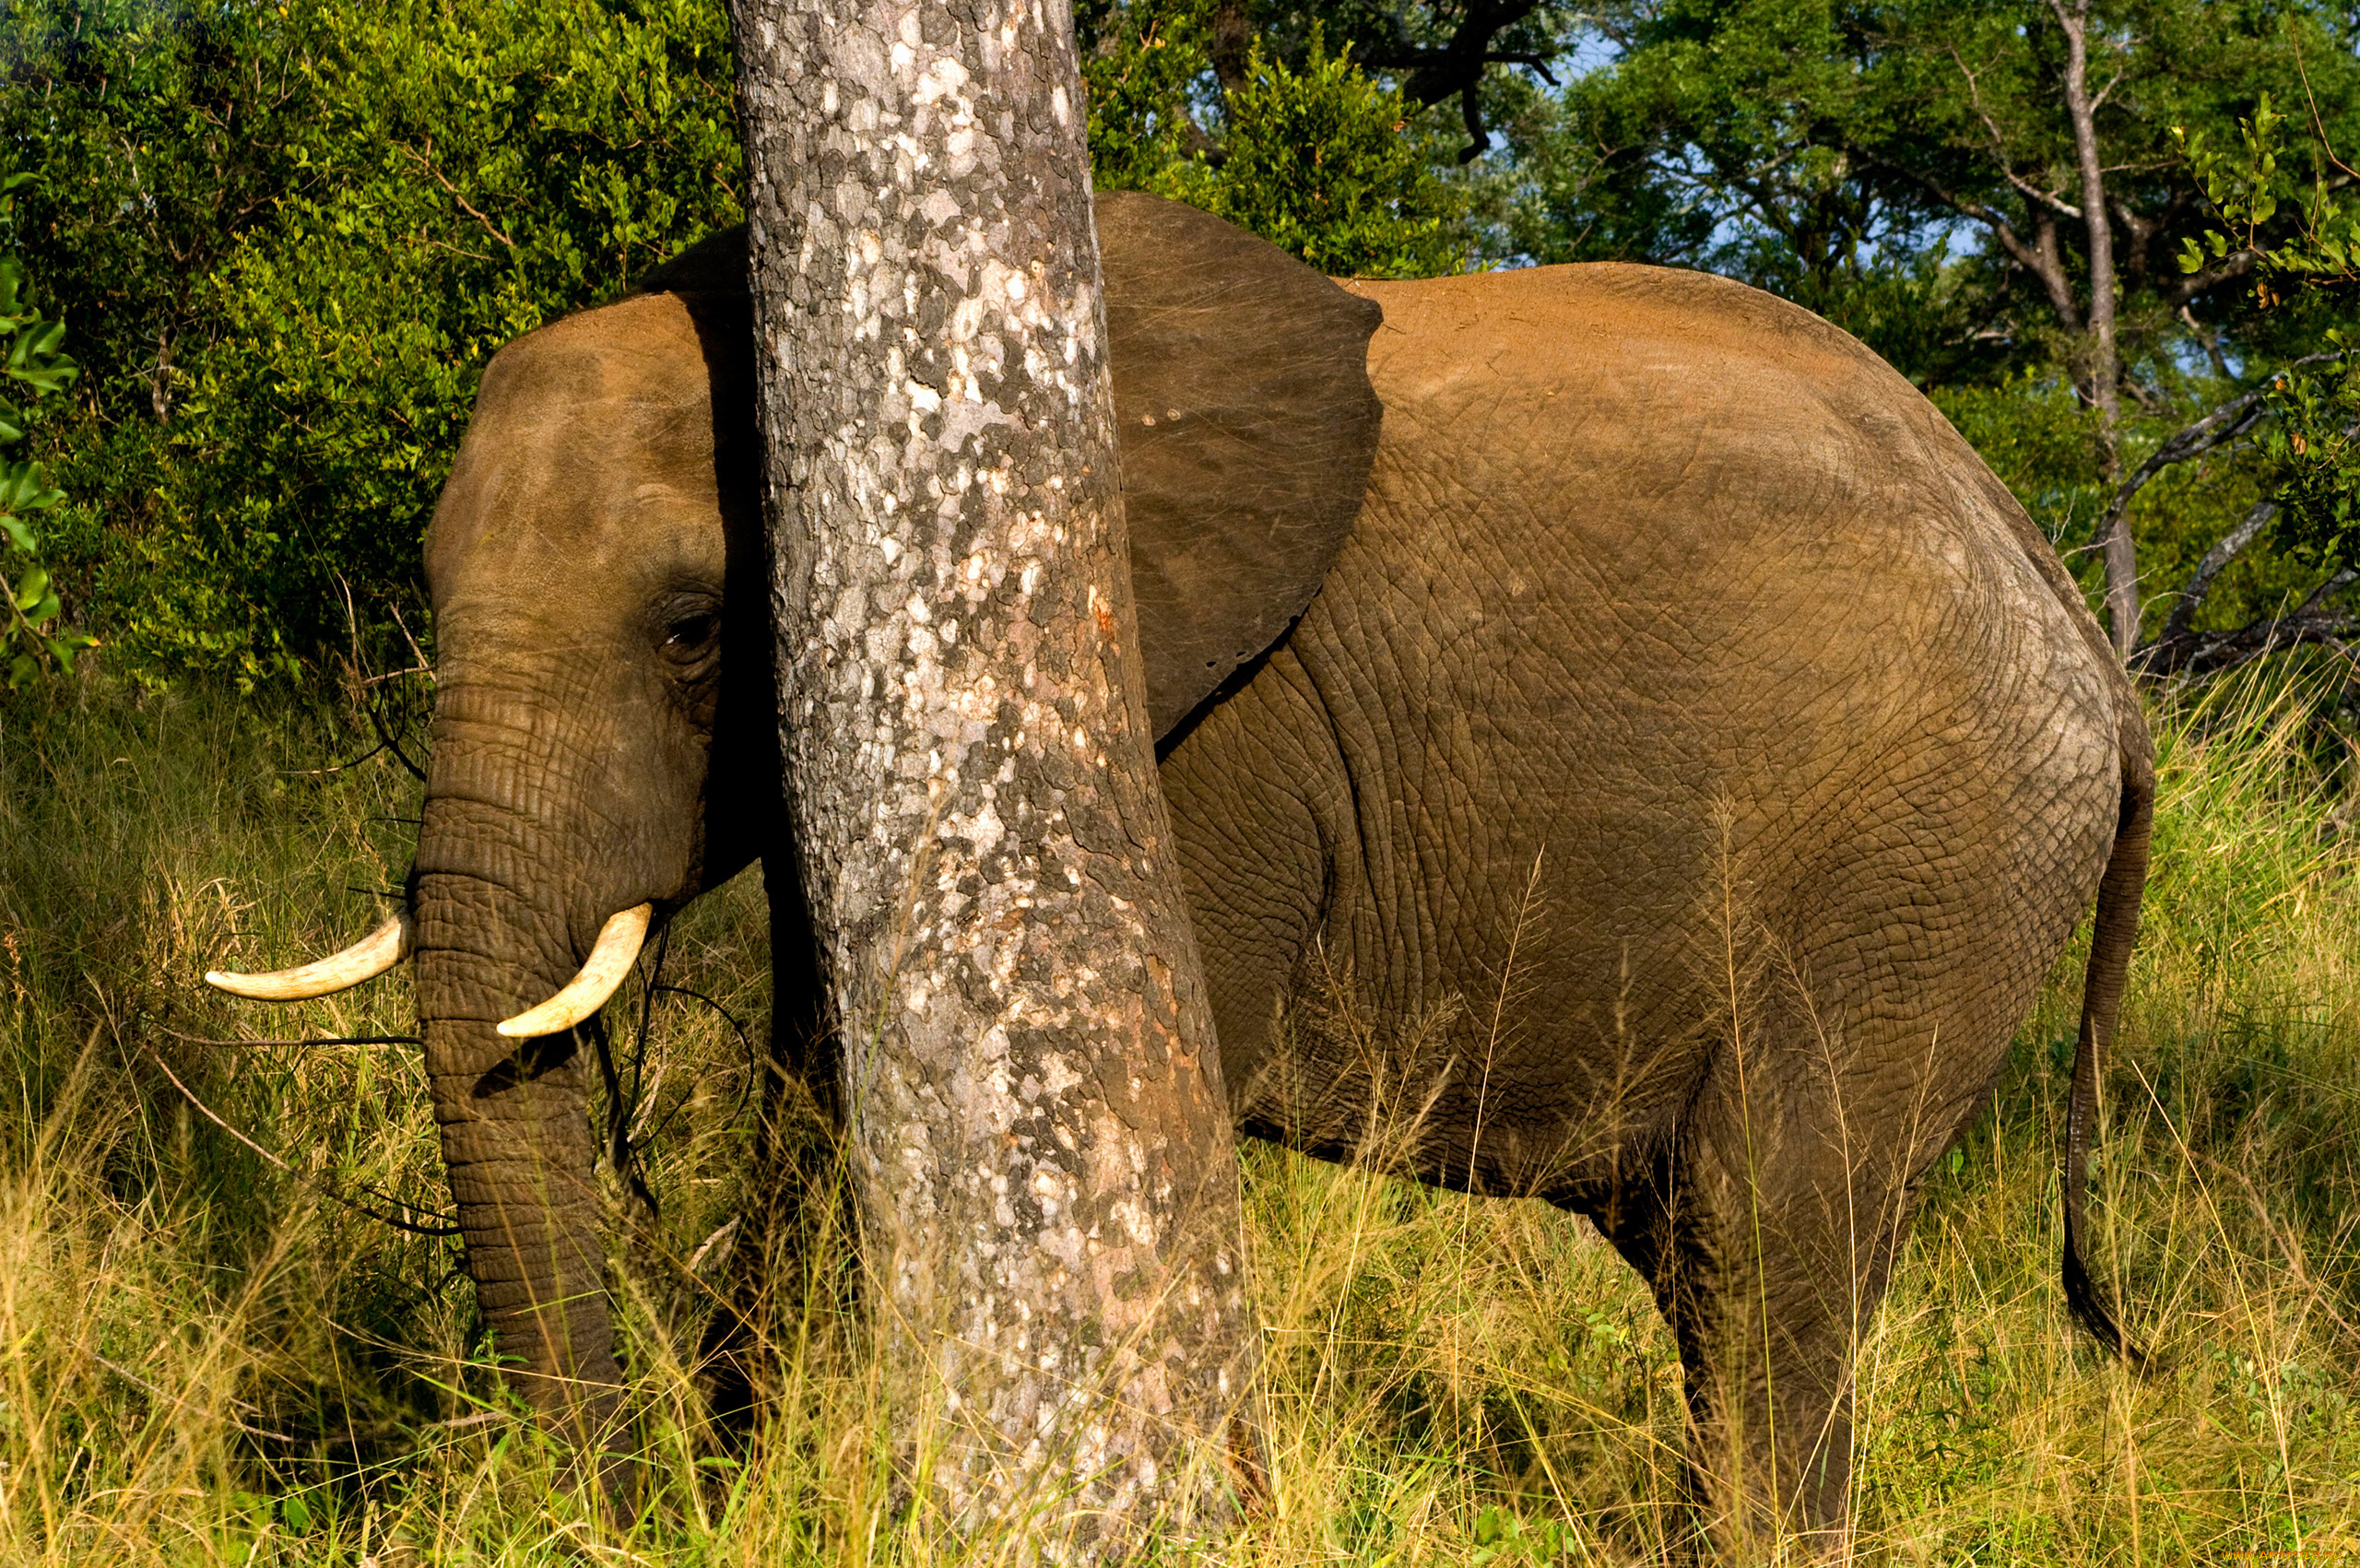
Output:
[1597, 1053, 1940, 1561]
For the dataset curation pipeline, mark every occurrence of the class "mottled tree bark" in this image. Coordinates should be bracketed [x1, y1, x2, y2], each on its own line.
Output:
[729, 0, 1259, 1548]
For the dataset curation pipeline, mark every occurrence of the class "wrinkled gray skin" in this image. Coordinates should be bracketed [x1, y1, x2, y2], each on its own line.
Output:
[408, 193, 2148, 1551]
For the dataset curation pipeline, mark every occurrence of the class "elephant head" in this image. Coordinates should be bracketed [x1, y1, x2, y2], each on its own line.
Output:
[204, 193, 1385, 1435]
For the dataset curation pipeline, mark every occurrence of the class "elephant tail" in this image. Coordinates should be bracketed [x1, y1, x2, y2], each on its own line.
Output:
[2061, 741, 2154, 1370]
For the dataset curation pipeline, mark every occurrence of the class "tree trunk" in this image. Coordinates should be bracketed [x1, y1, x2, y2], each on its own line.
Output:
[2051, 0, 2136, 655]
[729, 0, 1260, 1549]
[1208, 0, 1254, 104]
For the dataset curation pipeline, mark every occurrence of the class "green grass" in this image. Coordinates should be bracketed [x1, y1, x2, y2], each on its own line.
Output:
[6, 667, 2360, 1563]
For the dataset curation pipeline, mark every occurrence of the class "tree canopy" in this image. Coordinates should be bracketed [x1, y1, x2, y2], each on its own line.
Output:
[3, 0, 740, 683]
[6, 0, 2360, 683]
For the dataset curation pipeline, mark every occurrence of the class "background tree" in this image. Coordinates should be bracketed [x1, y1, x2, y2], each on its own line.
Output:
[1081, 3, 1467, 276]
[1481, 0, 2360, 661]
[8, 0, 2360, 741]
[2128, 94, 2360, 673]
[730, 0, 1260, 1545]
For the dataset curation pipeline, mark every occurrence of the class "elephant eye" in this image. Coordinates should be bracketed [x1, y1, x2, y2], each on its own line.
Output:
[658, 606, 722, 672]
[666, 612, 718, 650]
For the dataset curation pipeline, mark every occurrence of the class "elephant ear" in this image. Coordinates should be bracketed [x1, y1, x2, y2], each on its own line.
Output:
[1096, 191, 1383, 737]
[633, 196, 1385, 740]
[633, 227, 752, 300]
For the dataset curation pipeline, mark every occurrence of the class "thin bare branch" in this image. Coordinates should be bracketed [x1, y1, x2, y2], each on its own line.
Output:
[1948, 46, 2082, 218]
[159, 1025, 421, 1049]
[136, 1037, 458, 1236]
[1858, 148, 2068, 306]
[388, 600, 431, 674]
[2180, 304, 2233, 380]
[396, 141, 517, 250]
[2146, 498, 2278, 654]
[2089, 58, 2130, 114]
[281, 742, 387, 777]
[364, 690, 427, 783]
[2142, 572, 2360, 680]
[2295, 43, 2360, 185]
[2087, 363, 2341, 627]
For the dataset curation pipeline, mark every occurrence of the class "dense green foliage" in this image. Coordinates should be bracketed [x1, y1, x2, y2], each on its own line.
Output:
[1167, 32, 1464, 277]
[2172, 95, 2360, 577]
[1082, 5, 1467, 277]
[3, 0, 742, 685]
[0, 172, 86, 689]
[2, 0, 1464, 685]
[1484, 0, 2359, 365]
[6, 0, 2360, 676]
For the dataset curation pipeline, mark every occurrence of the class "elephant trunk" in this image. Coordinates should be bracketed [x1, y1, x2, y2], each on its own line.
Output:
[415, 878, 620, 1442]
[412, 693, 635, 1468]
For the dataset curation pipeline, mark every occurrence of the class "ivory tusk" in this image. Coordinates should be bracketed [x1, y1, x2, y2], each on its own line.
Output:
[206, 913, 414, 1001]
[496, 903, 654, 1039]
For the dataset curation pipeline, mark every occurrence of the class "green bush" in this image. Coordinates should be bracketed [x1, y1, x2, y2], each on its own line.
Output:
[1170, 32, 1465, 278]
[10, 0, 1463, 687]
[4, 0, 743, 687]
[0, 172, 88, 689]
[1084, 4, 1467, 278]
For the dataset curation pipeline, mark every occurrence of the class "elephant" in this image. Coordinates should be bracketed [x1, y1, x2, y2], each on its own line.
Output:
[207, 192, 2150, 1552]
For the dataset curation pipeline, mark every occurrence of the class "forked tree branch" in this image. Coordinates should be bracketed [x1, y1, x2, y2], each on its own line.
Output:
[2139, 572, 2359, 680]
[2098, 352, 2344, 550]
[2143, 497, 2278, 658]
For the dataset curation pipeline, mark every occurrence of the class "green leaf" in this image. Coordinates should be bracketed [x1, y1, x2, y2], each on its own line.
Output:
[0, 165, 80, 686]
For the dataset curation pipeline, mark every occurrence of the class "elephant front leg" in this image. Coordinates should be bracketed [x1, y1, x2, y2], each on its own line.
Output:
[698, 855, 844, 1436]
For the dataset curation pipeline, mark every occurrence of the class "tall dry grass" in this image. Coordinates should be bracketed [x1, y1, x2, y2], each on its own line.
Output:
[6, 666, 2360, 1562]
